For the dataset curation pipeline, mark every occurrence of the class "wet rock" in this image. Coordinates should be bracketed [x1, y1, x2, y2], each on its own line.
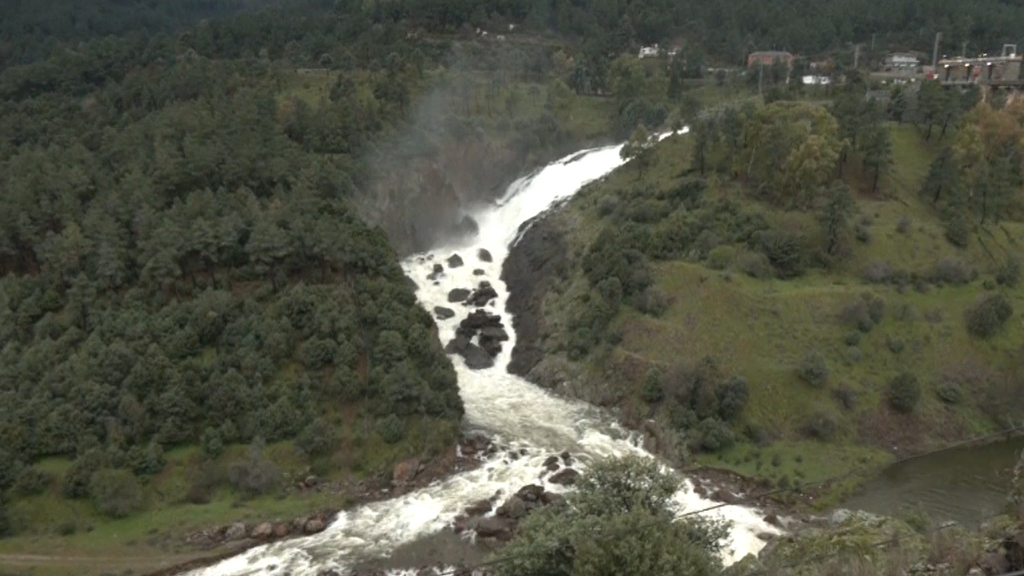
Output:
[251, 522, 274, 539]
[480, 326, 510, 341]
[543, 456, 560, 471]
[540, 492, 564, 506]
[393, 458, 421, 486]
[447, 254, 464, 268]
[225, 522, 247, 541]
[465, 499, 492, 516]
[473, 269, 486, 276]
[979, 553, 1009, 575]
[447, 288, 470, 303]
[273, 524, 290, 538]
[461, 343, 494, 370]
[764, 513, 781, 527]
[454, 216, 479, 239]
[465, 284, 499, 307]
[478, 249, 493, 262]
[516, 485, 545, 502]
[549, 468, 580, 486]
[432, 263, 444, 274]
[453, 515, 470, 533]
[474, 516, 513, 540]
[460, 309, 503, 332]
[445, 335, 470, 355]
[434, 306, 456, 320]
[304, 518, 326, 534]
[497, 496, 528, 519]
[713, 489, 740, 505]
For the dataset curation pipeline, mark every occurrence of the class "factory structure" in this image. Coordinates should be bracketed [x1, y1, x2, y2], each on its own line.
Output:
[936, 44, 1023, 86]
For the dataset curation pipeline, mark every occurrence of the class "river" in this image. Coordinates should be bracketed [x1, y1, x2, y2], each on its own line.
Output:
[843, 436, 1024, 526]
[187, 135, 778, 576]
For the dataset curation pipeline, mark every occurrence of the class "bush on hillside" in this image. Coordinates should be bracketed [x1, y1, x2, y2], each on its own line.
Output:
[861, 260, 893, 284]
[839, 299, 875, 333]
[227, 438, 281, 497]
[641, 369, 664, 404]
[716, 376, 750, 421]
[896, 216, 913, 234]
[693, 418, 735, 452]
[89, 468, 144, 519]
[705, 246, 737, 270]
[796, 351, 829, 387]
[843, 331, 862, 346]
[965, 293, 1013, 338]
[928, 259, 975, 286]
[14, 467, 53, 497]
[297, 418, 339, 457]
[936, 382, 964, 404]
[865, 294, 886, 323]
[996, 258, 1021, 287]
[750, 230, 805, 279]
[738, 252, 774, 279]
[888, 372, 921, 413]
[833, 386, 858, 411]
[201, 427, 225, 459]
[630, 287, 670, 316]
[803, 410, 839, 441]
[378, 414, 406, 445]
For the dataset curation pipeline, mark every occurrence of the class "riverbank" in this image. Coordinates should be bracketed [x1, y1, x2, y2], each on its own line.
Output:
[500, 126, 1024, 508]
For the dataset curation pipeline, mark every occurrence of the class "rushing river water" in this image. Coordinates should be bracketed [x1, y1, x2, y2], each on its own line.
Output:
[843, 436, 1024, 526]
[188, 135, 778, 576]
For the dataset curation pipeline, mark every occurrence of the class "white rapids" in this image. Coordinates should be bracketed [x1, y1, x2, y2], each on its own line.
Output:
[188, 133, 779, 576]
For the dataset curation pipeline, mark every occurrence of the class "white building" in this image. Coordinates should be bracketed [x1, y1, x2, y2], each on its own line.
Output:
[639, 44, 660, 58]
[885, 53, 919, 71]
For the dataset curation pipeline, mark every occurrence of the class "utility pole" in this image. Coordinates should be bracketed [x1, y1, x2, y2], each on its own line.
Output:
[932, 32, 942, 68]
[870, 33, 876, 53]
[961, 41, 968, 57]
[854, 44, 861, 69]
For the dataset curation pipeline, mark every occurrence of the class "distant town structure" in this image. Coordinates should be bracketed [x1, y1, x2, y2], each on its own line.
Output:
[639, 44, 660, 58]
[937, 44, 1023, 86]
[747, 51, 794, 68]
[884, 53, 919, 72]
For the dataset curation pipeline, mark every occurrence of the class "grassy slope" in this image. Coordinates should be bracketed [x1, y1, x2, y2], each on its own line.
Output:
[539, 124, 1024, 503]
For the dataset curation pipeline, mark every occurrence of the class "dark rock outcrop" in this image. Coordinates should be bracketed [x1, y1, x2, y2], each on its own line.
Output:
[434, 306, 456, 320]
[465, 283, 499, 307]
[501, 215, 569, 376]
[461, 343, 495, 370]
[474, 516, 514, 540]
[447, 288, 471, 303]
[543, 456, 560, 471]
[549, 468, 580, 486]
[473, 268, 486, 276]
[447, 254, 464, 268]
[478, 249, 493, 262]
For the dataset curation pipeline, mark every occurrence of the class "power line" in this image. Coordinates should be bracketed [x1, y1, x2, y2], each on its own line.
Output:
[426, 424, 1024, 576]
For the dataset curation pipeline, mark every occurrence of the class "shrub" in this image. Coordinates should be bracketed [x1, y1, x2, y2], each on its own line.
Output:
[929, 259, 974, 286]
[716, 376, 749, 421]
[694, 418, 735, 452]
[297, 418, 339, 457]
[738, 252, 773, 279]
[227, 438, 281, 497]
[833, 386, 857, 411]
[641, 369, 664, 403]
[89, 469, 144, 519]
[803, 410, 839, 441]
[378, 414, 406, 444]
[299, 337, 338, 370]
[127, 443, 165, 476]
[865, 294, 886, 323]
[886, 336, 905, 354]
[854, 225, 871, 243]
[839, 299, 875, 333]
[796, 351, 829, 387]
[185, 465, 221, 505]
[888, 372, 921, 413]
[965, 293, 1013, 338]
[14, 467, 53, 497]
[936, 382, 964, 404]
[996, 258, 1021, 287]
[844, 346, 863, 365]
[944, 215, 971, 247]
[751, 230, 805, 278]
[201, 427, 225, 459]
[596, 195, 619, 217]
[630, 288, 670, 316]
[896, 216, 913, 234]
[843, 332, 862, 346]
[861, 260, 892, 284]
[705, 246, 737, 271]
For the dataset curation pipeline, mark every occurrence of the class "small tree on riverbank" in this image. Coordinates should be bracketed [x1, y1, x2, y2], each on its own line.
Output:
[621, 125, 655, 179]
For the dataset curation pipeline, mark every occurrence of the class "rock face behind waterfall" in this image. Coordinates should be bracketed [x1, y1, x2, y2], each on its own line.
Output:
[501, 215, 570, 376]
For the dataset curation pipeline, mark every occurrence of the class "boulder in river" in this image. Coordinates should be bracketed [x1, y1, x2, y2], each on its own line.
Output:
[393, 458, 421, 486]
[465, 499, 492, 517]
[251, 522, 274, 539]
[434, 306, 456, 320]
[225, 522, 247, 541]
[473, 269, 485, 276]
[465, 284, 499, 307]
[548, 468, 580, 486]
[460, 309, 503, 332]
[473, 516, 513, 540]
[516, 484, 545, 502]
[478, 248, 493, 262]
[496, 496, 528, 519]
[461, 343, 494, 370]
[447, 254, 464, 268]
[304, 518, 326, 534]
[445, 335, 470, 355]
[432, 263, 444, 274]
[447, 288, 470, 303]
[543, 455, 560, 472]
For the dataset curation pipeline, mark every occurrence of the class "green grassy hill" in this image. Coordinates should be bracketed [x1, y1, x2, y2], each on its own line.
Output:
[513, 124, 1024, 502]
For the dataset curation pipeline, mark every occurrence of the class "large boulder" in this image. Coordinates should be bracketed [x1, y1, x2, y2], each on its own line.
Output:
[466, 284, 499, 307]
[448, 288, 471, 303]
[474, 516, 513, 540]
[434, 306, 456, 320]
[461, 343, 495, 370]
[464, 499, 492, 516]
[445, 335, 470, 355]
[251, 522, 274, 539]
[478, 248, 493, 262]
[304, 518, 326, 534]
[516, 484, 545, 502]
[543, 456, 560, 472]
[548, 468, 580, 486]
[273, 524, 290, 538]
[447, 254, 464, 268]
[460, 309, 503, 331]
[473, 269, 486, 276]
[393, 458, 421, 486]
[225, 522, 247, 541]
[496, 496, 528, 519]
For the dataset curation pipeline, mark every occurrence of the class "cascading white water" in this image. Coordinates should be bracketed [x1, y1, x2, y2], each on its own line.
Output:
[188, 134, 778, 576]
